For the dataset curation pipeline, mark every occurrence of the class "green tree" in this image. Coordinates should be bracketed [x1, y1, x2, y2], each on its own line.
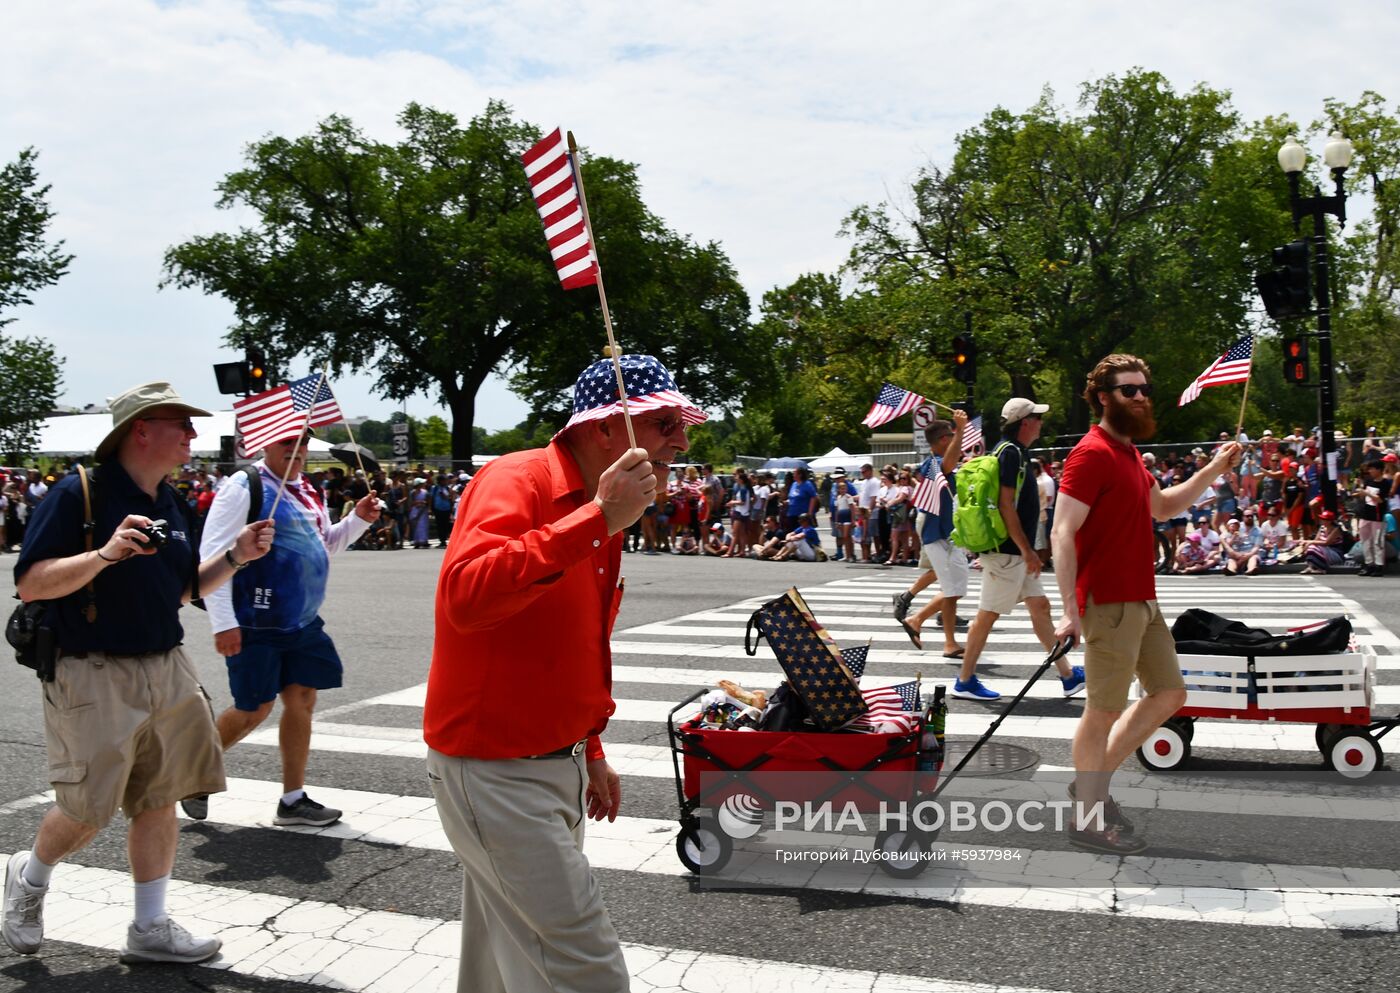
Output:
[0, 148, 69, 459]
[842, 71, 1297, 440]
[1321, 92, 1400, 430]
[413, 414, 452, 457]
[163, 101, 756, 463]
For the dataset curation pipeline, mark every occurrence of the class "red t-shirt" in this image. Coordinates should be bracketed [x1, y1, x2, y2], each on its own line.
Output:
[424, 441, 619, 760]
[1057, 424, 1158, 614]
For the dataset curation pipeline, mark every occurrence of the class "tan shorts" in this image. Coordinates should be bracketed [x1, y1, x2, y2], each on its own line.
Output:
[42, 647, 226, 827]
[977, 552, 1046, 615]
[1081, 598, 1185, 712]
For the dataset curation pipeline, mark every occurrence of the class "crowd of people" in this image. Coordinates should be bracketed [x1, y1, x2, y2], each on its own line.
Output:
[612, 426, 1400, 578]
[0, 460, 473, 554]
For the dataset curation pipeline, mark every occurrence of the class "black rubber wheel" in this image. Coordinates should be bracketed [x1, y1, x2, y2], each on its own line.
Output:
[1169, 717, 1195, 744]
[874, 828, 931, 878]
[1325, 730, 1382, 780]
[1137, 722, 1191, 772]
[676, 817, 732, 874]
[1316, 723, 1343, 765]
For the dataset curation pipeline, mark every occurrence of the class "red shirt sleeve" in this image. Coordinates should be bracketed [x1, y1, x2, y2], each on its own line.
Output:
[1057, 443, 1108, 507]
[436, 459, 610, 634]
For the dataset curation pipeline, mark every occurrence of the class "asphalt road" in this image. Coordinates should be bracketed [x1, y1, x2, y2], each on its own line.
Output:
[0, 548, 1396, 993]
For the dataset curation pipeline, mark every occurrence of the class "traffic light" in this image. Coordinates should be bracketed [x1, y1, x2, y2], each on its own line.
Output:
[212, 361, 250, 395]
[1282, 335, 1309, 384]
[1255, 240, 1312, 320]
[246, 346, 268, 393]
[951, 333, 977, 384]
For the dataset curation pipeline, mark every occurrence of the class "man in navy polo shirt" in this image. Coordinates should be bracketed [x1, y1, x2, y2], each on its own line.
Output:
[4, 382, 274, 964]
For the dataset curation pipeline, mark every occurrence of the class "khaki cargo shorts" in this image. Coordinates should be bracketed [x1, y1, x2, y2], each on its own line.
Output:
[42, 647, 226, 827]
[1081, 598, 1186, 712]
[977, 552, 1046, 615]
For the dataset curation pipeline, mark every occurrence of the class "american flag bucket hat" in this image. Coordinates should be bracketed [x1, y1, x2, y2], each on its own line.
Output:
[556, 354, 708, 437]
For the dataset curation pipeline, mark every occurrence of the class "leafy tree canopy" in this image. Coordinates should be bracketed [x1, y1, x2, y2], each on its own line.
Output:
[163, 101, 756, 462]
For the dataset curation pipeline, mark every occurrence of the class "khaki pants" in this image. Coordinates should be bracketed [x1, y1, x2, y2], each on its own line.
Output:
[427, 748, 629, 993]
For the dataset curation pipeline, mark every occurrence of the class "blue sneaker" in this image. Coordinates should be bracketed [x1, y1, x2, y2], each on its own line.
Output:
[1061, 665, 1086, 698]
[951, 676, 1000, 701]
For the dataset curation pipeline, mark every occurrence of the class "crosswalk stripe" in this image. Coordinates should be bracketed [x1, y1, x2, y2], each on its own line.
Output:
[19, 766, 1394, 933]
[14, 853, 1075, 993]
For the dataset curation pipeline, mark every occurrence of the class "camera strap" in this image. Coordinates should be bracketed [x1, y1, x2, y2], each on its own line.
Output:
[76, 465, 97, 624]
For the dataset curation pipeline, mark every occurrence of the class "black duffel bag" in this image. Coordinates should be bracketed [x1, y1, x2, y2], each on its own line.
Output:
[1171, 608, 1351, 657]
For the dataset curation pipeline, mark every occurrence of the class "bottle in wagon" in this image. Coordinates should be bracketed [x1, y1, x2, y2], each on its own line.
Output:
[917, 686, 946, 777]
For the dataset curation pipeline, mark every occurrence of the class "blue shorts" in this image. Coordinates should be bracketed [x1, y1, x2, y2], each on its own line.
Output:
[1217, 497, 1238, 514]
[226, 617, 343, 711]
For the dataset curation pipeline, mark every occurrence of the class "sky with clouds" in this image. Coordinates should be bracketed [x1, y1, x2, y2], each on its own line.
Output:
[4, 0, 1397, 430]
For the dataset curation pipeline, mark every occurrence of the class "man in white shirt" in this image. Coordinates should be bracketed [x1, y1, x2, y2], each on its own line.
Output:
[182, 430, 380, 827]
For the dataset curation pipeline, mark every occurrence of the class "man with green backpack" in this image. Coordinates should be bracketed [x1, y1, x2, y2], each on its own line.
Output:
[949, 398, 1085, 701]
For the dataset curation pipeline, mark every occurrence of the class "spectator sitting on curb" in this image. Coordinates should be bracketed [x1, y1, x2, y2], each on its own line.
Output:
[771, 513, 821, 562]
[1174, 531, 1217, 573]
[1222, 516, 1262, 575]
[702, 522, 731, 557]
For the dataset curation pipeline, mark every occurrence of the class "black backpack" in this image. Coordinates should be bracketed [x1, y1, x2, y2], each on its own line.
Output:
[1171, 609, 1352, 657]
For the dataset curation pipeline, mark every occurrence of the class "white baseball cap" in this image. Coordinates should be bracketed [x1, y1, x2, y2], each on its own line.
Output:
[1001, 398, 1050, 424]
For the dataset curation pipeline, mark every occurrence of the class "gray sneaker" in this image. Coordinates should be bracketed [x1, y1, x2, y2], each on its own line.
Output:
[180, 794, 209, 820]
[120, 916, 221, 964]
[274, 793, 342, 827]
[891, 590, 914, 621]
[3, 851, 46, 955]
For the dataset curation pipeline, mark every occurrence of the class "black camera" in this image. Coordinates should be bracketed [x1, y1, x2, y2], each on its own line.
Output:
[134, 519, 170, 548]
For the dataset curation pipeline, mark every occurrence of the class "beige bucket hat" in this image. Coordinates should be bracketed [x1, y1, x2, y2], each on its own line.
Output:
[96, 382, 211, 461]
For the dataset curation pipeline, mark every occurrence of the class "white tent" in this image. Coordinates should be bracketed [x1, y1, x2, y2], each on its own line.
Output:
[807, 447, 876, 474]
[33, 412, 336, 458]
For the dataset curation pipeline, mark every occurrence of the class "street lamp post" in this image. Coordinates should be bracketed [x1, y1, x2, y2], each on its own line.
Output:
[1277, 132, 1353, 516]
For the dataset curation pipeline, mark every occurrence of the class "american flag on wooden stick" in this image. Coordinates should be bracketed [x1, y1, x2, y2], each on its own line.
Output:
[841, 644, 870, 681]
[912, 462, 950, 515]
[233, 373, 343, 454]
[862, 383, 927, 428]
[960, 415, 984, 455]
[1178, 336, 1254, 407]
[521, 128, 599, 290]
[844, 680, 921, 733]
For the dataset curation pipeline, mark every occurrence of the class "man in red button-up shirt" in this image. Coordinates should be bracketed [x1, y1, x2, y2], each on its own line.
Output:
[426, 354, 705, 993]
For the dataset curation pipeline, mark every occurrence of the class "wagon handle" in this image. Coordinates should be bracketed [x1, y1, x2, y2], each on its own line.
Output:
[744, 609, 763, 656]
[668, 688, 708, 820]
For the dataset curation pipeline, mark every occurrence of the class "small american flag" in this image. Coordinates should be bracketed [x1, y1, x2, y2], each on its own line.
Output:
[845, 680, 921, 733]
[862, 383, 927, 429]
[912, 462, 950, 515]
[841, 644, 870, 681]
[1178, 336, 1254, 407]
[521, 128, 599, 291]
[233, 373, 343, 454]
[961, 415, 984, 455]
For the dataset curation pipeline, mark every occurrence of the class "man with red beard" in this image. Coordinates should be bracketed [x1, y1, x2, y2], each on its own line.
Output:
[1051, 354, 1239, 854]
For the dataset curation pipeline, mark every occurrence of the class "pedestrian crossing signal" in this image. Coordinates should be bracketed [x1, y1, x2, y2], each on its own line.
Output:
[1282, 336, 1309, 384]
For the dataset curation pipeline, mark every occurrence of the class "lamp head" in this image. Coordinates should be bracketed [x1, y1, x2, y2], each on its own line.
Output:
[1278, 135, 1307, 174]
[1323, 131, 1354, 171]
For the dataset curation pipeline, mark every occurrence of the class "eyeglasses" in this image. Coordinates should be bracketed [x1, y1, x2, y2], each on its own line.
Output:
[1107, 383, 1154, 399]
[642, 414, 685, 436]
[141, 416, 196, 431]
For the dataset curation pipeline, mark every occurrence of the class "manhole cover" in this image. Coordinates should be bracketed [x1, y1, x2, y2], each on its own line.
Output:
[942, 740, 1039, 775]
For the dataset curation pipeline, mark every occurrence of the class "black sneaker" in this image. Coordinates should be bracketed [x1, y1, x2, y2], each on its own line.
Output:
[180, 795, 209, 821]
[891, 590, 914, 621]
[274, 794, 342, 827]
[933, 615, 970, 631]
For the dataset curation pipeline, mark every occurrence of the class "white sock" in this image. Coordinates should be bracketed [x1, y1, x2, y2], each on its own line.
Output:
[22, 850, 54, 889]
[133, 875, 169, 930]
[281, 788, 305, 805]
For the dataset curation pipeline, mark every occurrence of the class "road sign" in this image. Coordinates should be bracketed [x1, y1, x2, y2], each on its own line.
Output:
[912, 404, 937, 428]
[391, 422, 409, 436]
[391, 435, 410, 457]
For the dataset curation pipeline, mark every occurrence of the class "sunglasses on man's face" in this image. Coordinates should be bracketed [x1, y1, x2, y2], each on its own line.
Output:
[1108, 383, 1154, 399]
